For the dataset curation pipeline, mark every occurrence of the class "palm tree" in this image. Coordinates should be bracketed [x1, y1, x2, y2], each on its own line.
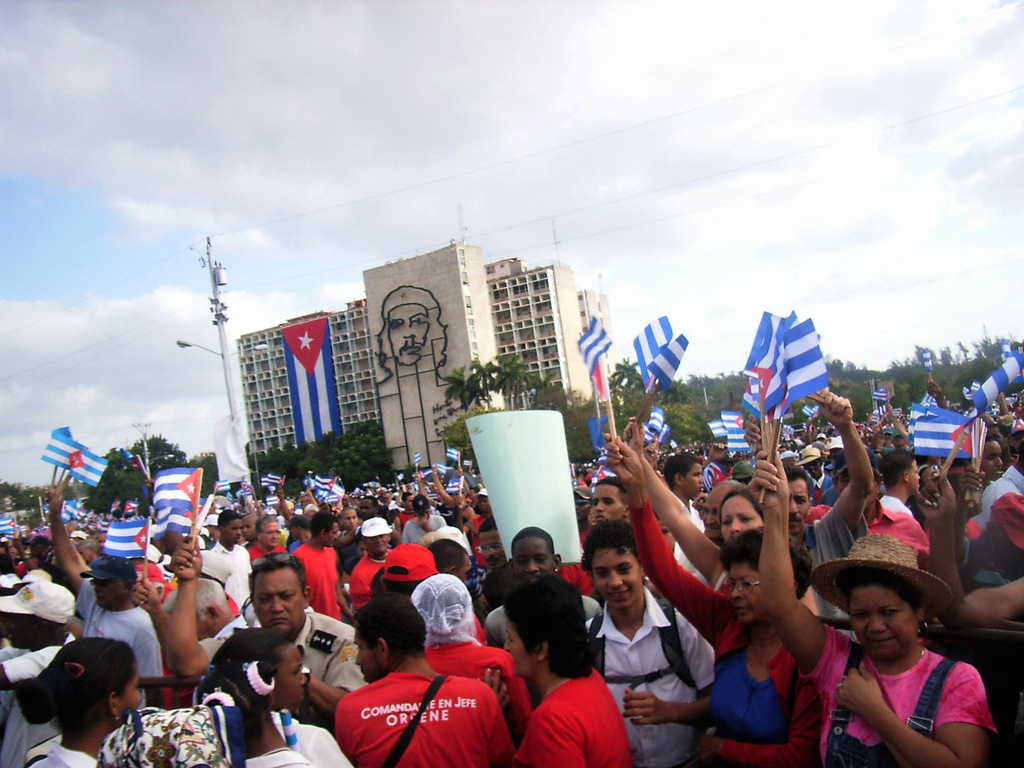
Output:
[443, 366, 487, 411]
[491, 355, 533, 410]
[610, 359, 642, 392]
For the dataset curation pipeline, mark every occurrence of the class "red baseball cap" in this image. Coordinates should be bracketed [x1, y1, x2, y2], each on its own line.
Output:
[991, 493, 1024, 550]
[383, 544, 438, 583]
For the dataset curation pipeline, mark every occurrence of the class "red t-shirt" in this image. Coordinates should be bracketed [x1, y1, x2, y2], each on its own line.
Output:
[514, 669, 631, 768]
[335, 671, 514, 768]
[425, 642, 532, 740]
[248, 543, 288, 562]
[349, 554, 387, 611]
[293, 543, 340, 620]
[557, 563, 593, 597]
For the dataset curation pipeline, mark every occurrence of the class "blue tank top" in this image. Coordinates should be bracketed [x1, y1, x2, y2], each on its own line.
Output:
[710, 648, 789, 743]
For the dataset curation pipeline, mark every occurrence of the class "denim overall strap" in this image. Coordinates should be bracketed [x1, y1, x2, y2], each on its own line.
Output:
[905, 657, 956, 735]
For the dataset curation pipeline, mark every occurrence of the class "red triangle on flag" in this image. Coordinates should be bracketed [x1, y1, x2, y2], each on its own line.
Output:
[281, 317, 328, 376]
[133, 522, 149, 553]
[68, 450, 84, 469]
[176, 469, 202, 513]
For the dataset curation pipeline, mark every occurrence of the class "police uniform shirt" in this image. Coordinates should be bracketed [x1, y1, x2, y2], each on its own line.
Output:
[295, 611, 364, 693]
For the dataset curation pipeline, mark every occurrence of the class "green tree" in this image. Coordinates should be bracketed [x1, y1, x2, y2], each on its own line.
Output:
[187, 452, 220, 496]
[490, 355, 533, 410]
[332, 421, 392, 487]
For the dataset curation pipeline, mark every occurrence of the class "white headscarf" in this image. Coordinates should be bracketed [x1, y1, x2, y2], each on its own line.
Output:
[411, 574, 479, 647]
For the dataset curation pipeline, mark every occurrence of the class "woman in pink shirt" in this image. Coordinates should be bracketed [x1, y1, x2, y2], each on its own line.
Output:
[757, 454, 994, 768]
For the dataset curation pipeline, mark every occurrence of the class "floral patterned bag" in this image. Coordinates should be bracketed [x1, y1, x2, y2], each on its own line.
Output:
[99, 705, 246, 768]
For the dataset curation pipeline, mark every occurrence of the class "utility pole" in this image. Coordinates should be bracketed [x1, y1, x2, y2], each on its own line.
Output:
[133, 422, 151, 476]
[204, 238, 240, 422]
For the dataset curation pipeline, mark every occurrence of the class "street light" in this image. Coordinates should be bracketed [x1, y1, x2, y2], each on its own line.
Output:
[176, 338, 239, 422]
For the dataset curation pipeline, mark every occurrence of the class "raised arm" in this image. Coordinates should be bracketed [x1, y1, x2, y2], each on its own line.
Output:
[823, 393, 874, 532]
[754, 454, 825, 675]
[164, 542, 213, 676]
[45, 487, 87, 595]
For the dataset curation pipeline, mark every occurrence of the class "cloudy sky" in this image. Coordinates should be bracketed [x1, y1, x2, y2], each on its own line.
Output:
[2, 1, 1021, 485]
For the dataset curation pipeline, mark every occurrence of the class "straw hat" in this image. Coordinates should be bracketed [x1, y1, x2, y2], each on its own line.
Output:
[811, 535, 952, 620]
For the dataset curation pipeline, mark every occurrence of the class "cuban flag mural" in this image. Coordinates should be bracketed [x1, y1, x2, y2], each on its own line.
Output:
[281, 316, 342, 444]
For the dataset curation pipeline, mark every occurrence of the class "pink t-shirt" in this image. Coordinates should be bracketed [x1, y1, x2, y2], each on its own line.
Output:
[806, 625, 995, 763]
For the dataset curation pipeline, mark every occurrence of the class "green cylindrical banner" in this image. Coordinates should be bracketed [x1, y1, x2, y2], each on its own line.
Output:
[467, 410, 581, 564]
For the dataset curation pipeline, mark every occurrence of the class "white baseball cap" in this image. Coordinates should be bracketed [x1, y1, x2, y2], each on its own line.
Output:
[360, 517, 392, 538]
[0, 581, 75, 624]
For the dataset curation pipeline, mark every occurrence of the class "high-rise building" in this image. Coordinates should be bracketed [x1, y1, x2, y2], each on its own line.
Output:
[237, 300, 378, 454]
[237, 245, 608, 468]
[486, 258, 591, 397]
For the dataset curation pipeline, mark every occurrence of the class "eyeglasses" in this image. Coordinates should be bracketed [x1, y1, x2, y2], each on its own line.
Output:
[479, 544, 505, 553]
[725, 578, 761, 594]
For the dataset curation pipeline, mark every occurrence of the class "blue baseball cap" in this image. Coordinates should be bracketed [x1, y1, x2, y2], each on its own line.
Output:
[82, 555, 137, 584]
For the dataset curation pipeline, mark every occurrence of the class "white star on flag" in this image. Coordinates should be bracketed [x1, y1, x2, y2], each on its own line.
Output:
[298, 332, 313, 349]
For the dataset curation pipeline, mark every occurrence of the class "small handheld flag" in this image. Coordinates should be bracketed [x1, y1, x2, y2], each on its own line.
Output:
[446, 447, 460, 463]
[633, 317, 673, 387]
[413, 452, 422, 466]
[971, 352, 1024, 416]
[647, 334, 689, 391]
[104, 519, 149, 558]
[802, 405, 819, 419]
[922, 348, 934, 371]
[579, 318, 613, 375]
[261, 473, 283, 489]
[153, 467, 201, 539]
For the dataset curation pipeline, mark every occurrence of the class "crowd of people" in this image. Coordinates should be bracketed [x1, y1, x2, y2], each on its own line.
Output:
[0, 384, 1022, 766]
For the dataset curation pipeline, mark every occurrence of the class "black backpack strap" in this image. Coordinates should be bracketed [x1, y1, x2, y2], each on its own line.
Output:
[381, 675, 446, 768]
[655, 598, 695, 689]
[587, 612, 606, 675]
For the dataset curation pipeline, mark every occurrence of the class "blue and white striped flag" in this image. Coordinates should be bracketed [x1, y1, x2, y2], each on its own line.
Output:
[971, 352, 1024, 417]
[743, 312, 797, 415]
[103, 519, 148, 558]
[721, 411, 747, 452]
[669, 439, 678, 450]
[647, 408, 665, 435]
[633, 317, 674, 387]
[153, 468, 199, 539]
[708, 419, 729, 439]
[302, 475, 315, 489]
[61, 499, 81, 523]
[446, 447, 460, 463]
[261, 473, 283, 489]
[781, 318, 828, 407]
[124, 501, 139, 517]
[872, 387, 891, 403]
[922, 348, 933, 371]
[239, 478, 254, 498]
[907, 401, 929, 441]
[433, 463, 451, 476]
[658, 423, 671, 444]
[40, 427, 108, 486]
[647, 334, 689, 391]
[802, 405, 819, 419]
[214, 479, 231, 494]
[1001, 341, 1023, 383]
[0, 516, 15, 537]
[446, 477, 463, 495]
[314, 474, 337, 493]
[920, 392, 937, 408]
[413, 452, 422, 466]
[579, 318, 613, 375]
[913, 406, 971, 458]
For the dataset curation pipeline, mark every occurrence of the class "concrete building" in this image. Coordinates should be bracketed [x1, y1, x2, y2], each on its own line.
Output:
[237, 244, 608, 469]
[486, 258, 592, 396]
[237, 300, 378, 454]
[364, 243, 497, 469]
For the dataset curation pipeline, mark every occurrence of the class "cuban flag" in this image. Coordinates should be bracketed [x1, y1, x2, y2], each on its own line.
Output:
[239, 478, 254, 498]
[119, 448, 149, 479]
[802, 405, 819, 419]
[110, 500, 121, 515]
[123, 500, 139, 517]
[741, 377, 762, 419]
[0, 516, 14, 537]
[446, 477, 464, 495]
[722, 411, 747, 452]
[922, 348, 934, 371]
[920, 392, 937, 408]
[913, 407, 972, 458]
[873, 386, 891, 403]
[214, 479, 231, 494]
[781, 318, 828, 408]
[446, 447, 460, 463]
[971, 351, 1024, 416]
[261, 473, 283, 489]
[579, 318, 613, 375]
[658, 423, 671, 443]
[963, 382, 981, 402]
[592, 464, 617, 486]
[413, 452, 422, 466]
[281, 316, 342, 444]
[266, 495, 279, 507]
[633, 317, 674, 387]
[103, 519, 149, 558]
[647, 334, 689, 391]
[153, 467, 200, 539]
[708, 419, 729, 438]
[669, 439, 678, 450]
[648, 408, 665, 435]
[61, 500, 81, 524]
[743, 312, 797, 415]
[41, 427, 108, 486]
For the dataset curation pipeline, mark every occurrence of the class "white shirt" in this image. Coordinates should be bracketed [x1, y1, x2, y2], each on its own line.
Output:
[880, 495, 914, 517]
[977, 465, 1024, 530]
[211, 539, 252, 607]
[25, 743, 97, 768]
[0, 636, 73, 768]
[588, 588, 716, 768]
[673, 499, 706, 577]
